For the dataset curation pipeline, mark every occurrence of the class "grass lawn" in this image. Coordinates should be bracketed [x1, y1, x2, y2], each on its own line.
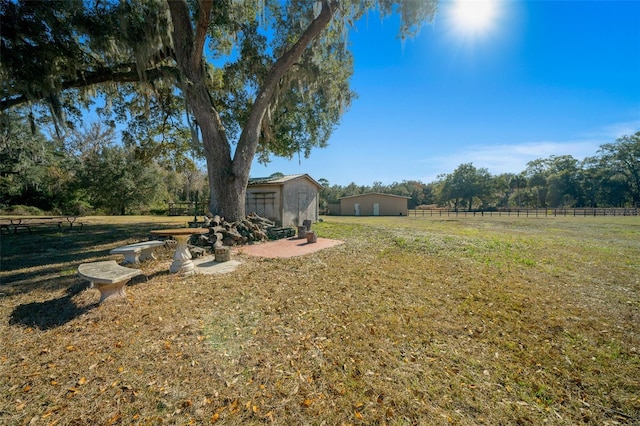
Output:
[1, 215, 638, 425]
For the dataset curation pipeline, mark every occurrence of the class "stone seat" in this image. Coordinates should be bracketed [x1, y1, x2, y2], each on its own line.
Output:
[78, 260, 143, 303]
[110, 240, 165, 264]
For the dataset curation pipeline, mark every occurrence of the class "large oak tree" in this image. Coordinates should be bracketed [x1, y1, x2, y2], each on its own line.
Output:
[1, 0, 437, 221]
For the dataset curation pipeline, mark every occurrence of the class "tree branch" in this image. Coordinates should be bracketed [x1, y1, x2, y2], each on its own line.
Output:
[1, 65, 179, 111]
[233, 0, 339, 171]
[192, 0, 213, 70]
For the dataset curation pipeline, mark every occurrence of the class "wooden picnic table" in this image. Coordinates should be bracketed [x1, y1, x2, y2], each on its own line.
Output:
[0, 216, 84, 234]
[150, 228, 209, 274]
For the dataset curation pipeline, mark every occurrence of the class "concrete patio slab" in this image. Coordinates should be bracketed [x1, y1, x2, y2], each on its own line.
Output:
[234, 237, 344, 258]
[193, 256, 242, 275]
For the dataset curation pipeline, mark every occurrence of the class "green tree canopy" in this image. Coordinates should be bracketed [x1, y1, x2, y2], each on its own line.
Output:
[1, 0, 438, 220]
[595, 132, 640, 206]
[438, 163, 492, 211]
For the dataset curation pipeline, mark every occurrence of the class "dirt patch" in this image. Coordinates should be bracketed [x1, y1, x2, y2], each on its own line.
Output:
[234, 237, 343, 258]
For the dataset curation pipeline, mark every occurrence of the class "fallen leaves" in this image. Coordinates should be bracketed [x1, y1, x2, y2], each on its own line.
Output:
[106, 412, 121, 425]
[1, 217, 638, 425]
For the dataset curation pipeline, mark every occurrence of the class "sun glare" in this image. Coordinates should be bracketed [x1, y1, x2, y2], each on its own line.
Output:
[447, 0, 501, 39]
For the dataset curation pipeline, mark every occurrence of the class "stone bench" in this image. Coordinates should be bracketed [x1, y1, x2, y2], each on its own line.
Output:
[109, 240, 165, 264]
[78, 261, 143, 303]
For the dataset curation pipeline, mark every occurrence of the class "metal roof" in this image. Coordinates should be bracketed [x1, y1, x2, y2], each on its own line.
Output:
[338, 192, 411, 200]
[248, 173, 323, 189]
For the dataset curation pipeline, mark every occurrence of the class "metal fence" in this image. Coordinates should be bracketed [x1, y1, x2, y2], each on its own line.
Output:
[408, 208, 638, 217]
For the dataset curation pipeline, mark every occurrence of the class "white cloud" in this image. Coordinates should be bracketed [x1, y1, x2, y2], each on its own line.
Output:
[418, 120, 639, 181]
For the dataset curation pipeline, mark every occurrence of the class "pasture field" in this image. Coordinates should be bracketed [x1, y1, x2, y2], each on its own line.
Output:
[1, 215, 638, 425]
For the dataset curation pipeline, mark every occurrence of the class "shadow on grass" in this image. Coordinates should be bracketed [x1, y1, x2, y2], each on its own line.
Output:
[134, 269, 171, 283]
[1, 223, 161, 268]
[9, 281, 96, 330]
[1, 222, 168, 296]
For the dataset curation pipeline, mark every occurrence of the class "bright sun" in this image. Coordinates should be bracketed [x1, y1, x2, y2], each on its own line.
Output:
[448, 0, 500, 39]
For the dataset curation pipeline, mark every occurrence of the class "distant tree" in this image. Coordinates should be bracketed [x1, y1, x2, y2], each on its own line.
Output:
[491, 173, 513, 209]
[66, 123, 117, 160]
[421, 182, 438, 206]
[523, 155, 582, 208]
[508, 174, 527, 207]
[545, 155, 580, 207]
[343, 182, 365, 198]
[386, 180, 428, 208]
[438, 163, 492, 211]
[580, 155, 628, 207]
[326, 184, 345, 205]
[524, 159, 548, 208]
[371, 181, 386, 193]
[596, 132, 640, 206]
[0, 112, 66, 210]
[317, 178, 330, 212]
[76, 142, 165, 215]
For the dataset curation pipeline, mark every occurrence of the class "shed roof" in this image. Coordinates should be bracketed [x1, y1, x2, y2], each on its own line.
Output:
[248, 173, 323, 189]
[338, 192, 411, 201]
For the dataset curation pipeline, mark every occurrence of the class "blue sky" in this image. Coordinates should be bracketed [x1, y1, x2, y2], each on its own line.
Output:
[250, 0, 640, 186]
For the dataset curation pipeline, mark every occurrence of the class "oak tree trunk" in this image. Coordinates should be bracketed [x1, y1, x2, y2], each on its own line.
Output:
[168, 0, 336, 222]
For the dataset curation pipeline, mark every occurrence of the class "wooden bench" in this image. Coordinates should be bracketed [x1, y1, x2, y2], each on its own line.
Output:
[78, 261, 143, 303]
[109, 241, 165, 264]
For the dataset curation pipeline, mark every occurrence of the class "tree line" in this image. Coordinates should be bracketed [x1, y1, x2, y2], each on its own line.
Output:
[0, 115, 208, 215]
[0, 106, 640, 214]
[319, 132, 640, 212]
[2, 112, 636, 216]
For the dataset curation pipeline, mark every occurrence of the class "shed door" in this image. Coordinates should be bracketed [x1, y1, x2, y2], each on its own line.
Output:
[373, 203, 380, 216]
[297, 193, 307, 224]
[354, 203, 360, 216]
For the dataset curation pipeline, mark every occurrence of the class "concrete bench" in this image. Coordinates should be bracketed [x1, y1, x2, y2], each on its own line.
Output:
[78, 260, 143, 303]
[109, 240, 165, 264]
